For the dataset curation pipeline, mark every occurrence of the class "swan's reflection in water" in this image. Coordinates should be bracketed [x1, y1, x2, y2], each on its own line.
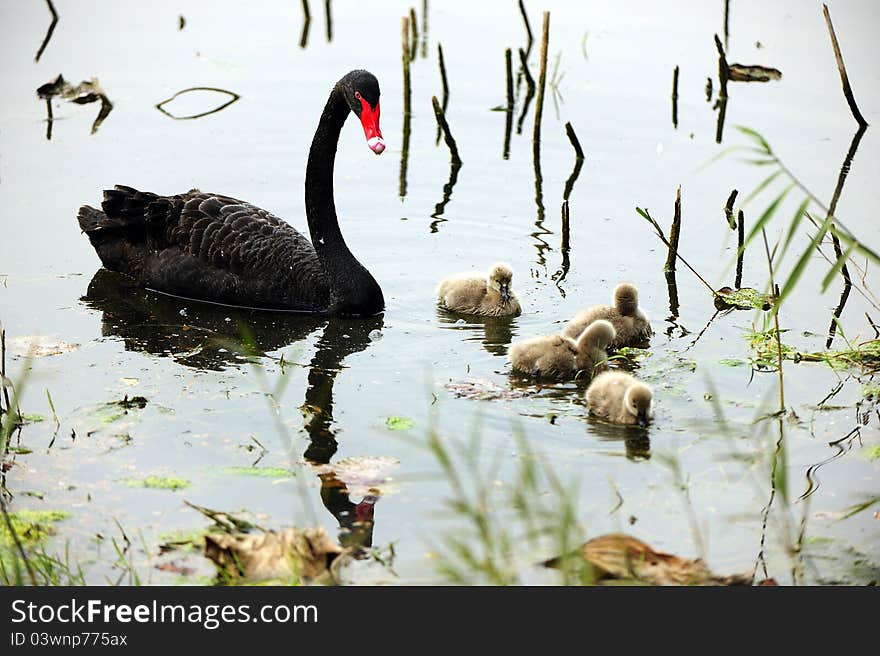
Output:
[436, 308, 517, 357]
[81, 269, 383, 549]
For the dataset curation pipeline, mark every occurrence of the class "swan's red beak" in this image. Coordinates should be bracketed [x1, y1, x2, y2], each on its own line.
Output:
[358, 97, 385, 155]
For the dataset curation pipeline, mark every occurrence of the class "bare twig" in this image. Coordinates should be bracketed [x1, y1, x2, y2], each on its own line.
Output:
[562, 122, 584, 201]
[432, 96, 461, 165]
[822, 4, 868, 127]
[516, 48, 535, 134]
[518, 0, 533, 56]
[671, 65, 679, 128]
[409, 7, 418, 62]
[564, 121, 584, 160]
[35, 0, 59, 62]
[735, 210, 745, 289]
[323, 0, 332, 42]
[664, 186, 682, 273]
[724, 189, 738, 229]
[299, 0, 311, 48]
[436, 43, 449, 144]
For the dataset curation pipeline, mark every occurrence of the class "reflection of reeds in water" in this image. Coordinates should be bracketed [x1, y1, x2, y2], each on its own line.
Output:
[551, 201, 571, 293]
[421, 0, 428, 59]
[516, 48, 535, 135]
[735, 210, 745, 289]
[826, 124, 866, 347]
[435, 43, 449, 145]
[430, 95, 462, 230]
[436, 309, 516, 357]
[530, 13, 551, 268]
[35, 0, 58, 62]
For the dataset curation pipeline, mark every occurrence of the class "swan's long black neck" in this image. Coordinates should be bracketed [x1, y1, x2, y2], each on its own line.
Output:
[305, 84, 383, 316]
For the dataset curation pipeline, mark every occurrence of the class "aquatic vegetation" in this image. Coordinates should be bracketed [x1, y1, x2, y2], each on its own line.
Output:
[219, 467, 296, 479]
[386, 416, 415, 431]
[748, 328, 880, 372]
[122, 476, 191, 491]
[0, 510, 69, 548]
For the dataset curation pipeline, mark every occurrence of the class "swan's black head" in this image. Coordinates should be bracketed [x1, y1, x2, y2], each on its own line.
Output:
[339, 69, 384, 155]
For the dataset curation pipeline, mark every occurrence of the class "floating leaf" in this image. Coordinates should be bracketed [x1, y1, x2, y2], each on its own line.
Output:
[386, 416, 414, 431]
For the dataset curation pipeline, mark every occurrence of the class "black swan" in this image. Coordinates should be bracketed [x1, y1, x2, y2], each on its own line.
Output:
[77, 69, 386, 317]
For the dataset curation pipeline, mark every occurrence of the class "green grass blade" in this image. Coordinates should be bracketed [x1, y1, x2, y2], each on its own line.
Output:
[774, 197, 810, 268]
[740, 169, 783, 208]
[735, 125, 773, 154]
[774, 212, 835, 313]
[741, 183, 795, 256]
[830, 224, 880, 266]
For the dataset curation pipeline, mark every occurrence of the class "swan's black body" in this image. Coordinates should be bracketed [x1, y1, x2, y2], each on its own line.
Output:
[77, 70, 384, 317]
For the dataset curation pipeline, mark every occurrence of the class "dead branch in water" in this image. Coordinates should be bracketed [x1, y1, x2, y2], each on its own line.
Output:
[664, 186, 682, 273]
[518, 0, 533, 56]
[516, 48, 535, 135]
[432, 95, 461, 165]
[671, 65, 679, 128]
[822, 4, 868, 128]
[436, 43, 449, 144]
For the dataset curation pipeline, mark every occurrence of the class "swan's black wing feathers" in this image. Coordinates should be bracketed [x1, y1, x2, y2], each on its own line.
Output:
[82, 186, 329, 311]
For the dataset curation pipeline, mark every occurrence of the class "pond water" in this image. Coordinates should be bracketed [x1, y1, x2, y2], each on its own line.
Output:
[1, 0, 878, 585]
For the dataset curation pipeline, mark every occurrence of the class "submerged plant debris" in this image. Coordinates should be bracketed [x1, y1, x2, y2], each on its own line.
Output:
[446, 379, 534, 401]
[9, 336, 79, 357]
[219, 466, 295, 479]
[714, 286, 773, 311]
[122, 476, 191, 491]
[545, 533, 755, 585]
[728, 63, 782, 82]
[749, 329, 880, 372]
[36, 74, 113, 134]
[312, 456, 399, 496]
[204, 526, 346, 584]
[0, 510, 69, 548]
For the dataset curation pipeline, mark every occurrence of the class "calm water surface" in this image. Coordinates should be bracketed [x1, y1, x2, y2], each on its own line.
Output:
[1, 0, 878, 584]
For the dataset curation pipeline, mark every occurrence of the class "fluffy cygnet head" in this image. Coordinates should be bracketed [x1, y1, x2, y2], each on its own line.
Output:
[488, 263, 515, 302]
[613, 283, 640, 317]
[576, 319, 616, 352]
[624, 382, 654, 427]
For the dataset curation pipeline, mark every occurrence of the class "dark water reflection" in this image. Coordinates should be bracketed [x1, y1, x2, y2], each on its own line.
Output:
[80, 269, 381, 549]
[436, 309, 516, 357]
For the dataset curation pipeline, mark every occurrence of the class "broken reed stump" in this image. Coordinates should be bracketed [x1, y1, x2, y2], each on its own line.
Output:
[705, 77, 713, 102]
[516, 47, 535, 134]
[564, 121, 585, 160]
[45, 98, 53, 140]
[561, 200, 570, 258]
[822, 3, 868, 127]
[299, 0, 311, 48]
[402, 16, 411, 117]
[723, 0, 730, 48]
[714, 34, 729, 100]
[532, 11, 550, 156]
[409, 7, 418, 62]
[0, 325, 10, 417]
[503, 48, 513, 159]
[35, 0, 59, 63]
[518, 0, 533, 56]
[432, 95, 461, 165]
[735, 209, 745, 289]
[671, 65, 679, 128]
[421, 0, 428, 59]
[724, 189, 738, 229]
[436, 42, 449, 144]
[324, 0, 332, 42]
[664, 186, 682, 274]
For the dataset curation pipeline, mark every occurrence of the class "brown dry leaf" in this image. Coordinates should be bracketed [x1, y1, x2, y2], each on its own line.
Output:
[548, 533, 753, 586]
[204, 526, 347, 584]
[155, 561, 195, 577]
